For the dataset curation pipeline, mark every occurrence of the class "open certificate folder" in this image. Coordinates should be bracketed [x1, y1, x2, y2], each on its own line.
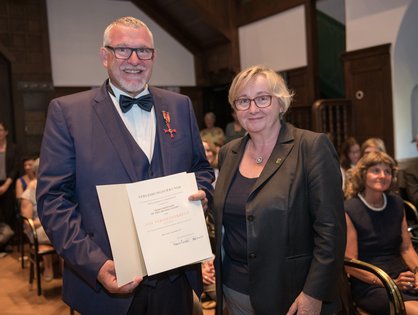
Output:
[96, 172, 213, 286]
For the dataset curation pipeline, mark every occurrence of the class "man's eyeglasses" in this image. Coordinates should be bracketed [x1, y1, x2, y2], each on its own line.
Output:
[233, 95, 272, 111]
[105, 46, 155, 60]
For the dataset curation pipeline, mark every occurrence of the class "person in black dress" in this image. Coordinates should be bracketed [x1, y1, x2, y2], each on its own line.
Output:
[344, 151, 418, 314]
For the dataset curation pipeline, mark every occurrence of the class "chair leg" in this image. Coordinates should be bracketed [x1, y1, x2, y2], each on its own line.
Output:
[35, 254, 42, 296]
[20, 235, 25, 269]
[29, 258, 34, 284]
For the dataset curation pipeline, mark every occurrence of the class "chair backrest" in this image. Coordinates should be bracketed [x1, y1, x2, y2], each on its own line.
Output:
[404, 200, 418, 227]
[344, 258, 406, 315]
[21, 216, 41, 253]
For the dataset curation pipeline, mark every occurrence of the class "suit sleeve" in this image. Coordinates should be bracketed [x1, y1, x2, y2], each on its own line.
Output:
[36, 100, 108, 290]
[184, 97, 215, 202]
[302, 133, 347, 302]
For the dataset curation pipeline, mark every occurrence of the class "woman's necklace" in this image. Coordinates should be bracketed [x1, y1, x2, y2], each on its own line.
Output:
[255, 156, 263, 164]
[357, 192, 387, 211]
[250, 141, 265, 165]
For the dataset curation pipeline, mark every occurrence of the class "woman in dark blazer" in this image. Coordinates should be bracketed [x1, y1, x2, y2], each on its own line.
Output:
[0, 121, 19, 231]
[212, 65, 346, 315]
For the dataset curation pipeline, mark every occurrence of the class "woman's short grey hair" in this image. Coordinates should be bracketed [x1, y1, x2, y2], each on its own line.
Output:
[228, 65, 293, 118]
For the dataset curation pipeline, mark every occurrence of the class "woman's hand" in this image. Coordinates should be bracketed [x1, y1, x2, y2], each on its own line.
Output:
[97, 260, 142, 294]
[286, 292, 322, 315]
[202, 259, 215, 285]
[394, 271, 417, 291]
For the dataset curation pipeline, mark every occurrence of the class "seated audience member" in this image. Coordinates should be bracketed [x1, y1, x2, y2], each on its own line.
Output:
[339, 137, 361, 188]
[202, 138, 218, 186]
[15, 156, 36, 199]
[344, 151, 418, 314]
[224, 111, 246, 143]
[198, 138, 218, 311]
[405, 134, 418, 207]
[200, 112, 225, 146]
[360, 137, 386, 156]
[20, 158, 54, 281]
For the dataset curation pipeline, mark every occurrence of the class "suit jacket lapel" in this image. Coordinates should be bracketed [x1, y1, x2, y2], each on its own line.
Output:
[251, 122, 294, 196]
[150, 87, 171, 175]
[92, 83, 137, 182]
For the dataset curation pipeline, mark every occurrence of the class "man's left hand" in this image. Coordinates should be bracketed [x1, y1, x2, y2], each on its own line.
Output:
[188, 189, 208, 211]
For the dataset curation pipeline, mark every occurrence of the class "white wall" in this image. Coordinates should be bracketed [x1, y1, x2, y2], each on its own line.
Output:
[238, 5, 307, 72]
[46, 0, 195, 87]
[317, 0, 345, 24]
[346, 0, 418, 159]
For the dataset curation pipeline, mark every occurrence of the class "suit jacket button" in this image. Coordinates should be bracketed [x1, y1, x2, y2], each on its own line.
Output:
[247, 215, 254, 221]
[249, 252, 256, 259]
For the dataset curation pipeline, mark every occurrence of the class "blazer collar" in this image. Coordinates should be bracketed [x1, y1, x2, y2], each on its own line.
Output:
[149, 87, 173, 174]
[224, 122, 295, 196]
[92, 81, 138, 181]
[251, 122, 294, 194]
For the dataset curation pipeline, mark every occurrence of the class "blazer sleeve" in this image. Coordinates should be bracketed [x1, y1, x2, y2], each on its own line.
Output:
[302, 133, 346, 301]
[184, 96, 215, 202]
[36, 99, 108, 290]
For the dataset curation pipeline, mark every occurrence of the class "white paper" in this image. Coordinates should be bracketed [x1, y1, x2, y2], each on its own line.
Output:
[97, 172, 212, 286]
[126, 172, 212, 275]
[96, 184, 147, 285]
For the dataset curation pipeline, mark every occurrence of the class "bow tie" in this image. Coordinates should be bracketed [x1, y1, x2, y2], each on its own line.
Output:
[119, 94, 154, 113]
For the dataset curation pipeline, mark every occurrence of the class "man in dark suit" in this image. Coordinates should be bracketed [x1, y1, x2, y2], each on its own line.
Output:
[36, 17, 214, 315]
[405, 134, 418, 208]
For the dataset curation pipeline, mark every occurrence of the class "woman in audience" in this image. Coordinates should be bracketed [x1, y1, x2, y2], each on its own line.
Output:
[213, 65, 345, 315]
[202, 138, 218, 185]
[340, 137, 361, 189]
[15, 156, 36, 199]
[225, 110, 246, 143]
[340, 137, 361, 172]
[20, 158, 54, 281]
[361, 137, 386, 156]
[344, 151, 418, 314]
[200, 112, 225, 146]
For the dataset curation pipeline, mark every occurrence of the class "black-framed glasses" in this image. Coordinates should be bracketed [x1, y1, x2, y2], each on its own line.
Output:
[105, 46, 155, 60]
[233, 95, 272, 111]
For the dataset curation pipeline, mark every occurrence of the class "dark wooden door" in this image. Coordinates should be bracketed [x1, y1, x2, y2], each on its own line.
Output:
[0, 53, 15, 141]
[342, 44, 394, 156]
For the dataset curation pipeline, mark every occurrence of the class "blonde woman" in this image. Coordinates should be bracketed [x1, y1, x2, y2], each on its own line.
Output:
[213, 65, 345, 315]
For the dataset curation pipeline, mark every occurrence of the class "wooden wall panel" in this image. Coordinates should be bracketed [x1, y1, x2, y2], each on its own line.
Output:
[0, 0, 53, 155]
[342, 44, 394, 156]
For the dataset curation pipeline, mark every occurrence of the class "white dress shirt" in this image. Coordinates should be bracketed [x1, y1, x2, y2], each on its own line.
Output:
[108, 81, 156, 162]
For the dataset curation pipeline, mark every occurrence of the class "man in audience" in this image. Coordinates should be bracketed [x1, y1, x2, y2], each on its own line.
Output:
[36, 16, 214, 315]
[405, 134, 418, 207]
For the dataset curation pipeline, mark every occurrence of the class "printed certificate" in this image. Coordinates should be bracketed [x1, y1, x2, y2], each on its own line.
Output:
[97, 172, 212, 286]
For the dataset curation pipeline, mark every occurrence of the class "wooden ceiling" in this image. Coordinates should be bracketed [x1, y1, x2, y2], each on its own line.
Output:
[130, 0, 307, 85]
[131, 0, 235, 54]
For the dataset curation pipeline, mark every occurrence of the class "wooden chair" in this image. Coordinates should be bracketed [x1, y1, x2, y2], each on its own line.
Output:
[404, 200, 418, 226]
[21, 216, 56, 296]
[344, 258, 406, 315]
